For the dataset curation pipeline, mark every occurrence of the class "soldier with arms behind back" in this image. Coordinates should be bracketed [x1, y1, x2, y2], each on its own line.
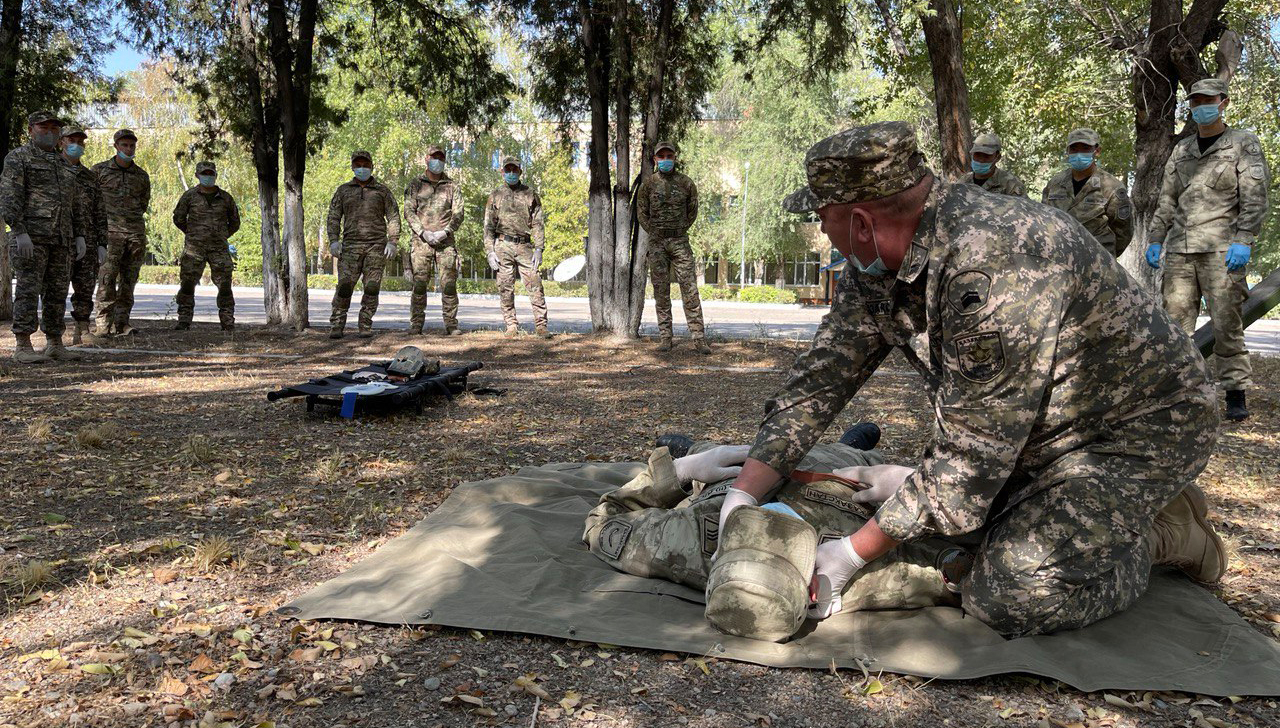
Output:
[92, 128, 150, 337]
[59, 125, 108, 345]
[172, 162, 241, 331]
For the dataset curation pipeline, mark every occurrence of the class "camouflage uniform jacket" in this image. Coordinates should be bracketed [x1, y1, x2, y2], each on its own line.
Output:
[326, 178, 401, 246]
[1148, 127, 1270, 253]
[0, 142, 84, 243]
[173, 187, 241, 247]
[636, 171, 699, 236]
[91, 157, 150, 234]
[483, 183, 544, 252]
[404, 173, 463, 248]
[1041, 167, 1133, 255]
[62, 158, 107, 250]
[962, 168, 1027, 197]
[748, 181, 1216, 543]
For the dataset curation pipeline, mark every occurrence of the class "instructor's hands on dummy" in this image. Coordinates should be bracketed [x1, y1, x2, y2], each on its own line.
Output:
[808, 536, 867, 619]
[831, 464, 915, 505]
[329, 241, 342, 259]
[672, 445, 749, 484]
[13, 233, 33, 258]
[74, 236, 86, 261]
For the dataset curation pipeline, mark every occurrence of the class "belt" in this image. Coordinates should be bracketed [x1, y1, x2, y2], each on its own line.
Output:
[501, 234, 531, 244]
[654, 228, 686, 238]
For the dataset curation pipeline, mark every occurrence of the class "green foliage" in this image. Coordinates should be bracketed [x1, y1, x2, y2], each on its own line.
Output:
[735, 285, 798, 304]
[534, 146, 588, 272]
[697, 284, 738, 301]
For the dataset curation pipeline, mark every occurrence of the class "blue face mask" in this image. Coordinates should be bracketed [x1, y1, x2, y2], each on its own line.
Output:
[428, 158, 445, 174]
[504, 171, 520, 185]
[1067, 152, 1095, 172]
[64, 143, 84, 160]
[849, 219, 890, 277]
[197, 174, 217, 187]
[1191, 103, 1221, 125]
[656, 159, 675, 173]
[970, 159, 993, 175]
[353, 167, 372, 182]
[116, 150, 133, 162]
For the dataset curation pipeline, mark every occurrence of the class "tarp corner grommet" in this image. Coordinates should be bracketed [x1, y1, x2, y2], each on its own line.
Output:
[418, 610, 433, 620]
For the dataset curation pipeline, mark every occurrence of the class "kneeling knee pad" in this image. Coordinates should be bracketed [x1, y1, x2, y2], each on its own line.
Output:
[705, 505, 817, 642]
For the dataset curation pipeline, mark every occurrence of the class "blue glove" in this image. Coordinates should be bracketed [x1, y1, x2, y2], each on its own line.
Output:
[1145, 243, 1163, 269]
[1225, 243, 1251, 271]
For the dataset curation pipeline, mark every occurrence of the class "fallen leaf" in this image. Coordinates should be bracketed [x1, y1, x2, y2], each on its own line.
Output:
[515, 675, 552, 700]
[189, 653, 219, 674]
[862, 678, 884, 696]
[560, 690, 581, 712]
[313, 640, 340, 652]
[440, 654, 461, 669]
[80, 663, 118, 675]
[159, 676, 190, 696]
[295, 697, 324, 707]
[232, 628, 254, 644]
[153, 568, 179, 584]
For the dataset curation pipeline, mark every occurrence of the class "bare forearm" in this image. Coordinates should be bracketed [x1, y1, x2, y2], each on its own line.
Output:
[849, 518, 899, 562]
[731, 457, 784, 501]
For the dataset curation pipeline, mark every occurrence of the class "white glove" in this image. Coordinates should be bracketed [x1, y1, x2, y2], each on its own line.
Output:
[532, 249, 543, 270]
[832, 464, 915, 505]
[717, 486, 759, 543]
[433, 230, 448, 244]
[808, 536, 867, 619]
[97, 245, 107, 265]
[672, 445, 749, 484]
[74, 236, 86, 260]
[14, 233, 33, 258]
[486, 251, 499, 271]
[383, 240, 397, 258]
[329, 241, 342, 258]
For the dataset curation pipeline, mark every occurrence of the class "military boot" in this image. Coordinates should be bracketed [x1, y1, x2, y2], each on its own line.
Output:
[839, 422, 882, 451]
[1147, 483, 1228, 583]
[1225, 390, 1248, 422]
[116, 323, 138, 336]
[221, 323, 235, 332]
[174, 321, 191, 331]
[45, 336, 83, 361]
[503, 324, 519, 338]
[13, 334, 51, 364]
[535, 324, 551, 339]
[357, 326, 373, 339]
[694, 338, 711, 355]
[71, 321, 91, 346]
[94, 318, 115, 338]
[657, 336, 673, 352]
[654, 433, 695, 459]
[408, 320, 425, 335]
[445, 327, 462, 336]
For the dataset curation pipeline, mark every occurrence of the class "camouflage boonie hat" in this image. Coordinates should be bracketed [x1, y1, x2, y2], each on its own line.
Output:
[783, 122, 929, 213]
[27, 110, 62, 127]
[704, 506, 817, 642]
[654, 140, 677, 154]
[195, 161, 217, 174]
[60, 124, 87, 139]
[351, 150, 373, 163]
[1066, 128, 1100, 148]
[1187, 78, 1228, 99]
[971, 132, 1002, 155]
[113, 128, 137, 142]
[501, 155, 522, 171]
[426, 144, 446, 158]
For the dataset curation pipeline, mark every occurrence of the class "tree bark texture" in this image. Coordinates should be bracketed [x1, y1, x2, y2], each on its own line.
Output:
[581, 0, 613, 331]
[919, 0, 972, 179]
[0, 0, 22, 320]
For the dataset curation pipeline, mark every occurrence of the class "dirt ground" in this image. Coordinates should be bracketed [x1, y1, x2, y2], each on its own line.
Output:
[0, 324, 1277, 728]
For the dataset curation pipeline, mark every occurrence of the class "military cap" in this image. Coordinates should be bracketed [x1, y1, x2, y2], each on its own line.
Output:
[782, 121, 930, 213]
[426, 144, 446, 157]
[1066, 128, 1100, 148]
[971, 132, 1002, 155]
[27, 110, 62, 127]
[60, 124, 87, 139]
[654, 140, 677, 154]
[351, 149, 373, 163]
[1187, 78, 1228, 99]
[195, 161, 217, 174]
[705, 506, 816, 642]
[501, 155, 522, 171]
[113, 128, 138, 142]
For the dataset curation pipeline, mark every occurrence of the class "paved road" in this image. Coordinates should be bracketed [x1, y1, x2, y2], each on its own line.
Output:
[124, 283, 1280, 354]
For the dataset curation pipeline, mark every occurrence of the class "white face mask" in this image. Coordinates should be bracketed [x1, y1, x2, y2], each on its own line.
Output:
[847, 217, 890, 277]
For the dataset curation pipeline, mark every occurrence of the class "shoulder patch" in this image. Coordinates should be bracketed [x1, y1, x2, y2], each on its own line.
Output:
[598, 519, 633, 560]
[1248, 142, 1262, 156]
[946, 270, 992, 316]
[953, 331, 1005, 383]
[700, 513, 719, 557]
[1251, 165, 1266, 180]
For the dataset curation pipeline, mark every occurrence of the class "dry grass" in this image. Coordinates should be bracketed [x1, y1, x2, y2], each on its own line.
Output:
[74, 421, 125, 449]
[190, 536, 234, 572]
[5, 560, 56, 596]
[181, 433, 216, 465]
[312, 452, 344, 484]
[25, 416, 52, 442]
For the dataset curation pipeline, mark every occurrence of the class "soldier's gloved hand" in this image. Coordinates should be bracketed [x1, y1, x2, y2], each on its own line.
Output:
[1145, 243, 1163, 269]
[384, 240, 397, 259]
[97, 245, 107, 265]
[716, 487, 759, 549]
[13, 233, 33, 258]
[486, 251, 499, 271]
[672, 444, 749, 484]
[433, 230, 447, 244]
[808, 536, 867, 619]
[1225, 243, 1251, 271]
[74, 236, 86, 260]
[532, 249, 543, 270]
[329, 241, 342, 259]
[833, 464, 915, 505]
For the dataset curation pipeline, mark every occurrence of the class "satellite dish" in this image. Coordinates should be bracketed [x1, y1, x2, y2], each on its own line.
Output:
[553, 254, 587, 282]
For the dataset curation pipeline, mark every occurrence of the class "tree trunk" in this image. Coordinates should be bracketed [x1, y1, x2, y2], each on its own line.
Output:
[606, 0, 635, 335]
[919, 0, 972, 179]
[581, 0, 613, 331]
[0, 0, 22, 321]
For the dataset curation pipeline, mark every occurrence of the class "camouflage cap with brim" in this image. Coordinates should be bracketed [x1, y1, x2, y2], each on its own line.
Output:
[351, 150, 373, 163]
[28, 110, 62, 127]
[60, 124, 87, 139]
[195, 161, 217, 174]
[501, 155, 522, 170]
[970, 132, 1002, 155]
[113, 128, 137, 142]
[1188, 78, 1229, 99]
[426, 144, 446, 157]
[654, 140, 677, 154]
[1066, 128, 1100, 148]
[782, 121, 929, 213]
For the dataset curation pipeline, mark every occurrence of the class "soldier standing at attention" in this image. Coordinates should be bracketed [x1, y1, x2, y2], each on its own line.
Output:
[484, 156, 549, 338]
[404, 144, 464, 335]
[1, 111, 86, 363]
[1145, 78, 1270, 421]
[59, 125, 108, 345]
[963, 133, 1027, 197]
[92, 129, 150, 337]
[1041, 128, 1133, 257]
[172, 162, 240, 331]
[327, 150, 400, 339]
[636, 141, 709, 354]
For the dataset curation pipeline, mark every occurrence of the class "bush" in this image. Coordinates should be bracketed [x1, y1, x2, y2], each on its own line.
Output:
[137, 265, 181, 285]
[698, 284, 737, 301]
[735, 285, 798, 304]
[457, 279, 498, 295]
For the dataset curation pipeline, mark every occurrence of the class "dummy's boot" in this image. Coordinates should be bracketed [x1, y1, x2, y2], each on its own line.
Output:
[657, 336, 673, 352]
[535, 324, 551, 339]
[1147, 483, 1228, 583]
[694, 337, 711, 355]
[839, 422, 882, 451]
[45, 335, 82, 361]
[71, 321, 90, 346]
[503, 324, 519, 338]
[1225, 390, 1248, 422]
[13, 334, 51, 364]
[654, 434, 695, 459]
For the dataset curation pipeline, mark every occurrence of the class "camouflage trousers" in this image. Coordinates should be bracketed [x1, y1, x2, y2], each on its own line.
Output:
[176, 243, 235, 327]
[409, 243, 459, 330]
[95, 229, 147, 331]
[495, 239, 547, 328]
[330, 242, 387, 332]
[70, 248, 99, 323]
[1162, 251, 1251, 390]
[647, 235, 704, 338]
[9, 237, 72, 337]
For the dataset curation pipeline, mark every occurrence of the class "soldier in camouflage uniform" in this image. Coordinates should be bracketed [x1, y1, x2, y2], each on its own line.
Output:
[172, 162, 241, 331]
[327, 150, 400, 339]
[636, 141, 708, 353]
[404, 145, 464, 335]
[714, 122, 1226, 638]
[963, 132, 1027, 197]
[484, 156, 549, 338]
[1145, 78, 1270, 421]
[1, 111, 87, 363]
[59, 125, 107, 345]
[1041, 128, 1133, 257]
[92, 129, 150, 337]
